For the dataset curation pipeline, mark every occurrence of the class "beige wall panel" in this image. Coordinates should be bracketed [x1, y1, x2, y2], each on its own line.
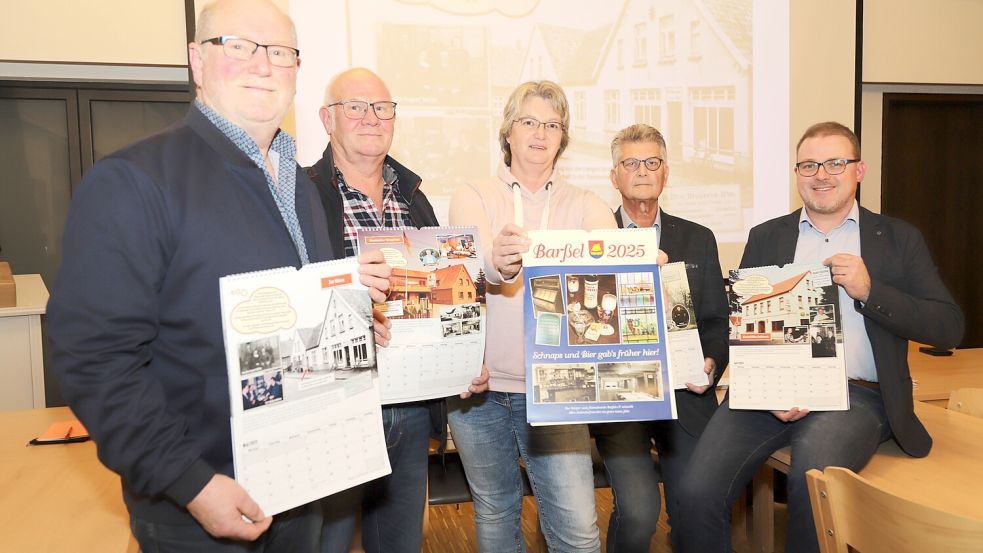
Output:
[0, 1, 187, 65]
[788, 0, 856, 212]
[864, 0, 983, 85]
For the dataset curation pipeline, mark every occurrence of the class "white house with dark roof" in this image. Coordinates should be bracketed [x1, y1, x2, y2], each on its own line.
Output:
[315, 288, 376, 371]
[516, 0, 751, 170]
[739, 272, 824, 337]
[283, 289, 375, 373]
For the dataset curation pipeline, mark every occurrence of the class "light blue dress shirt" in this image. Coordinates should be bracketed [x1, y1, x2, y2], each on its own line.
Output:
[794, 201, 877, 381]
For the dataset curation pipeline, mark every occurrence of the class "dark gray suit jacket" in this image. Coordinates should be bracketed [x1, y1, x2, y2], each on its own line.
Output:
[741, 207, 964, 457]
[616, 208, 729, 437]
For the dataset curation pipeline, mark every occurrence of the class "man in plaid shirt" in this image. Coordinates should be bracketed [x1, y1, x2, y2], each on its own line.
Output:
[305, 68, 487, 553]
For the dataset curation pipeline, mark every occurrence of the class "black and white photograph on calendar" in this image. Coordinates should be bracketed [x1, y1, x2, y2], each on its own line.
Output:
[442, 321, 463, 337]
[238, 336, 280, 374]
[810, 325, 838, 358]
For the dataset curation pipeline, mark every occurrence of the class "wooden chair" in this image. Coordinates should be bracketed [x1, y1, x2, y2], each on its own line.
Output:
[806, 466, 983, 552]
[947, 387, 983, 419]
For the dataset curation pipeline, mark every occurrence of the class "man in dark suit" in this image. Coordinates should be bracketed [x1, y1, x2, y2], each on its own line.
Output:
[589, 124, 729, 552]
[675, 122, 964, 553]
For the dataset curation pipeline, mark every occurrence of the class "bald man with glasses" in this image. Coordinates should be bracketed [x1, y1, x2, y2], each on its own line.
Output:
[305, 67, 488, 553]
[47, 2, 396, 551]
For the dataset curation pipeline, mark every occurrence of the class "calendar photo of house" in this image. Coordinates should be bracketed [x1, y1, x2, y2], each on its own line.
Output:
[730, 270, 834, 345]
[356, 226, 487, 403]
[279, 287, 375, 378]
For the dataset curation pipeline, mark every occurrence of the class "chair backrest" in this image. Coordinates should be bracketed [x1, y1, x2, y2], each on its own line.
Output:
[947, 387, 983, 419]
[806, 467, 983, 553]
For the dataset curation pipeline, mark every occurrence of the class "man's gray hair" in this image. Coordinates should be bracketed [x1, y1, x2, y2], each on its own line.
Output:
[610, 124, 667, 166]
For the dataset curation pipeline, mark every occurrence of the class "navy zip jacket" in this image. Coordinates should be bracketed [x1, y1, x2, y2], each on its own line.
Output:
[48, 107, 334, 524]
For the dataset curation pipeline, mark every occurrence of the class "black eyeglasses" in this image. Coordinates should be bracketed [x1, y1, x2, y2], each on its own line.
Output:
[619, 156, 664, 172]
[327, 100, 398, 120]
[200, 36, 299, 67]
[795, 158, 860, 177]
[513, 117, 564, 134]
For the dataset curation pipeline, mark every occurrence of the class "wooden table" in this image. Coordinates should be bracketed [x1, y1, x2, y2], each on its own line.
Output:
[0, 274, 48, 410]
[745, 402, 983, 553]
[908, 342, 983, 404]
[0, 406, 137, 552]
[731, 342, 983, 552]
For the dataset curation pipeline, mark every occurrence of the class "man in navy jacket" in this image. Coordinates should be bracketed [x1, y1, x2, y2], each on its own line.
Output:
[47, 2, 390, 551]
[675, 122, 964, 553]
[590, 123, 729, 552]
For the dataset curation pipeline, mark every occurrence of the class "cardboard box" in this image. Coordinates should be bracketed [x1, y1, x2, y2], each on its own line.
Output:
[0, 262, 16, 308]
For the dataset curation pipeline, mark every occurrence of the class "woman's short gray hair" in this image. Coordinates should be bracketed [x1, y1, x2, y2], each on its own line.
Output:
[498, 81, 570, 167]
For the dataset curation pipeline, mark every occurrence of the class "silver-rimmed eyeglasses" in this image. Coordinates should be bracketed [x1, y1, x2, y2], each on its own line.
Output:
[327, 100, 398, 120]
[619, 156, 664, 172]
[795, 158, 860, 177]
[200, 36, 299, 67]
[514, 117, 564, 134]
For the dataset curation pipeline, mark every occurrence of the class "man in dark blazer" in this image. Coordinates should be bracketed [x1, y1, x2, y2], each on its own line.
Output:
[589, 124, 729, 552]
[675, 122, 964, 553]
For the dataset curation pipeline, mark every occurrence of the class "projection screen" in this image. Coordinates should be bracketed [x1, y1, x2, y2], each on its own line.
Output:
[291, 0, 791, 270]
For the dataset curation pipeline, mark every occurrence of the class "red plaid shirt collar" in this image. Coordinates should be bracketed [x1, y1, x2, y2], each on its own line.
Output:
[336, 164, 413, 257]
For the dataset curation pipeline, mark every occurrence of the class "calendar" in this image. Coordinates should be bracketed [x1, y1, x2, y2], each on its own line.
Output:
[727, 262, 849, 411]
[219, 258, 391, 516]
[357, 227, 485, 404]
[661, 262, 711, 389]
[521, 228, 677, 425]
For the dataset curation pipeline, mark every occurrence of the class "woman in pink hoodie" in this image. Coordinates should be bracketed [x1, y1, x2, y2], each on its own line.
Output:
[446, 81, 615, 552]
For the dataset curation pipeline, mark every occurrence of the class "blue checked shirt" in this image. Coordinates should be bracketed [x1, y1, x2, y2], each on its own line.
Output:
[195, 100, 310, 265]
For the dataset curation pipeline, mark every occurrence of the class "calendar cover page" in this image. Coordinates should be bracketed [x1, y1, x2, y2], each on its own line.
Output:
[661, 261, 710, 389]
[727, 262, 849, 411]
[522, 228, 677, 426]
[357, 226, 485, 404]
[219, 258, 391, 517]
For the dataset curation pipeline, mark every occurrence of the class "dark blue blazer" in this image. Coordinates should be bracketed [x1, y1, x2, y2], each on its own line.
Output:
[740, 207, 964, 456]
[615, 208, 729, 437]
[49, 107, 334, 523]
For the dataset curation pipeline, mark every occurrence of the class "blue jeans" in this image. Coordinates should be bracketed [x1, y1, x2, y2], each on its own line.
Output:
[590, 418, 698, 552]
[448, 392, 600, 553]
[320, 403, 431, 553]
[131, 502, 321, 553]
[675, 384, 891, 553]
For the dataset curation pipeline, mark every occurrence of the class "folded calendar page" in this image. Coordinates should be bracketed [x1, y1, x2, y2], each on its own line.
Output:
[661, 261, 710, 390]
[219, 258, 391, 517]
[521, 228, 677, 426]
[357, 227, 485, 404]
[727, 262, 849, 411]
